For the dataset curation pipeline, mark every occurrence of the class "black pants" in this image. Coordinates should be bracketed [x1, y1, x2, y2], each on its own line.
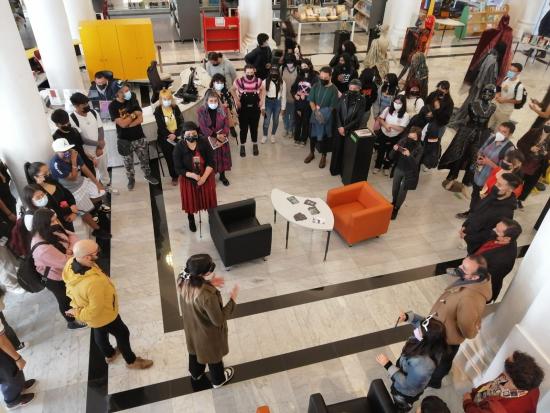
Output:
[309, 136, 329, 155]
[490, 272, 508, 303]
[374, 132, 398, 170]
[239, 107, 260, 144]
[446, 158, 474, 186]
[188, 354, 225, 385]
[0, 313, 21, 349]
[392, 168, 409, 209]
[45, 279, 73, 322]
[391, 385, 420, 413]
[467, 183, 483, 212]
[157, 137, 177, 179]
[294, 106, 311, 143]
[429, 344, 460, 386]
[518, 167, 545, 201]
[93, 315, 136, 364]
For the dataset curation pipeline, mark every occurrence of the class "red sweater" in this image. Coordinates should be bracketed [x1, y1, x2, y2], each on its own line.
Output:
[464, 385, 539, 413]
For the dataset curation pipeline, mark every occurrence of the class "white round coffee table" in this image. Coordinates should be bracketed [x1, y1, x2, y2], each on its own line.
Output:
[270, 188, 335, 261]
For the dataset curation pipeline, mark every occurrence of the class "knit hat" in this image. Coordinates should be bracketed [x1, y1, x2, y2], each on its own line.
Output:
[349, 79, 362, 88]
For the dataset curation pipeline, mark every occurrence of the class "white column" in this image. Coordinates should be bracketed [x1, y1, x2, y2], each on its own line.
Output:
[506, 0, 546, 38]
[25, 0, 85, 91]
[383, 0, 422, 48]
[238, 0, 273, 52]
[0, 0, 53, 195]
[62, 0, 96, 41]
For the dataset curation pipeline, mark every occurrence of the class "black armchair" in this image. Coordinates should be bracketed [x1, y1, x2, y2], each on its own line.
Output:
[308, 379, 396, 413]
[209, 199, 272, 268]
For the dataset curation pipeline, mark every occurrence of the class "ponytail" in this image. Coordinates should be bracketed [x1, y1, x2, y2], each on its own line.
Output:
[24, 161, 45, 185]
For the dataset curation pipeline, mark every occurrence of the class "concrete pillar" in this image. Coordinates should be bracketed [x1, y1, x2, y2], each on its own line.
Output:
[0, 0, 53, 195]
[238, 0, 273, 52]
[383, 0, 422, 48]
[506, 0, 546, 38]
[63, 0, 96, 41]
[25, 0, 85, 91]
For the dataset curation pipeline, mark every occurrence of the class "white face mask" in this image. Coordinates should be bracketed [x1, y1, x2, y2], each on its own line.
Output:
[413, 327, 423, 342]
[393, 102, 403, 110]
[495, 131, 506, 142]
[33, 196, 48, 208]
[214, 82, 224, 91]
[162, 99, 172, 108]
[208, 102, 219, 110]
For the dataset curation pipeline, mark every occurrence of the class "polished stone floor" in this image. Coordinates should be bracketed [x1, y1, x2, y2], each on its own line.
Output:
[4, 21, 550, 413]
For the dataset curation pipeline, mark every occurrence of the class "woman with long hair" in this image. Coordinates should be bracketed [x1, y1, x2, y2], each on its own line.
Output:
[376, 312, 448, 412]
[261, 67, 287, 144]
[331, 52, 359, 94]
[281, 54, 299, 138]
[405, 52, 429, 99]
[30, 208, 85, 329]
[178, 254, 239, 388]
[280, 19, 299, 62]
[364, 25, 390, 83]
[154, 88, 184, 186]
[330, 40, 360, 71]
[209, 73, 238, 140]
[291, 59, 318, 146]
[374, 72, 399, 118]
[197, 89, 232, 186]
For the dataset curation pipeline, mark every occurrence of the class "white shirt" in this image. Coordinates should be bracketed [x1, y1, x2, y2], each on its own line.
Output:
[497, 77, 523, 115]
[380, 107, 410, 137]
[69, 110, 104, 153]
[261, 79, 287, 110]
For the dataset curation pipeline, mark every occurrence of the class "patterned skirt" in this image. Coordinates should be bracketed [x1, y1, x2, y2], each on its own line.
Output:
[179, 175, 217, 214]
[213, 143, 232, 173]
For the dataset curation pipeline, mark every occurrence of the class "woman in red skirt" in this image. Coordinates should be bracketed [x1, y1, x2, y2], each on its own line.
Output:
[173, 122, 217, 232]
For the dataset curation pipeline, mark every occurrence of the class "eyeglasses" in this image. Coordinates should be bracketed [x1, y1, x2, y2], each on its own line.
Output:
[422, 314, 434, 332]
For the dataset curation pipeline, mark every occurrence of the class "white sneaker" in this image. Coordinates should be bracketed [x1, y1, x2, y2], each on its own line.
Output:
[422, 165, 429, 172]
[271, 136, 276, 143]
[383, 169, 390, 176]
[261, 136, 268, 144]
[372, 168, 380, 174]
[212, 367, 235, 388]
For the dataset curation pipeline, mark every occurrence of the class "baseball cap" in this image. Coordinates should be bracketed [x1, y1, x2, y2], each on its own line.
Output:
[52, 138, 75, 153]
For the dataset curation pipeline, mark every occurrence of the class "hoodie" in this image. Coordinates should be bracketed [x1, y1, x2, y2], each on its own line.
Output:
[62, 258, 118, 328]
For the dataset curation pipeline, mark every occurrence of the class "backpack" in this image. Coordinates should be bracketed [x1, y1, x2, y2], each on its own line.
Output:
[16, 242, 50, 293]
[8, 210, 31, 258]
[70, 109, 97, 128]
[513, 81, 527, 109]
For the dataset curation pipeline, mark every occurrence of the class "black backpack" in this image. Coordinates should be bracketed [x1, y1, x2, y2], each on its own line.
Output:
[70, 109, 97, 127]
[16, 242, 50, 293]
[514, 82, 527, 109]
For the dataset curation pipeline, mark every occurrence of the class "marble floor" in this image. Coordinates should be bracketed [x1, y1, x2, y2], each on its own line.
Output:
[3, 20, 550, 413]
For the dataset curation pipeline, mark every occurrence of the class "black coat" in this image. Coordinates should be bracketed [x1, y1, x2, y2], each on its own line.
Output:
[245, 46, 273, 80]
[390, 137, 423, 190]
[336, 93, 366, 133]
[425, 91, 454, 126]
[173, 138, 215, 179]
[153, 105, 184, 142]
[478, 241, 517, 300]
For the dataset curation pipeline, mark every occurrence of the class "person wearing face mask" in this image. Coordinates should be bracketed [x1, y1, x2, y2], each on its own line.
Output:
[290, 59, 318, 146]
[331, 53, 359, 94]
[329, 40, 360, 72]
[63, 239, 153, 370]
[479, 150, 524, 202]
[281, 55, 298, 139]
[373, 72, 399, 119]
[88, 71, 121, 104]
[400, 81, 424, 118]
[425, 81, 454, 132]
[209, 74, 238, 140]
[404, 52, 429, 99]
[154, 88, 184, 186]
[261, 68, 287, 144]
[460, 173, 522, 255]
[197, 90, 231, 186]
[109, 84, 159, 190]
[173, 122, 217, 232]
[205, 52, 237, 87]
[474, 218, 521, 303]
[178, 254, 239, 388]
[358, 67, 378, 127]
[51, 109, 96, 179]
[488, 63, 524, 130]
[389, 127, 424, 220]
[463, 351, 543, 413]
[374, 94, 410, 175]
[517, 120, 550, 207]
[331, 79, 366, 176]
[376, 313, 448, 412]
[69, 93, 109, 186]
[244, 33, 272, 80]
[30, 208, 85, 330]
[233, 65, 265, 157]
[456, 122, 516, 219]
[427, 255, 492, 389]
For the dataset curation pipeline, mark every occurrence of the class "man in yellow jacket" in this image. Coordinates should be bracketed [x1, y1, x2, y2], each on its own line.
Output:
[62, 239, 153, 369]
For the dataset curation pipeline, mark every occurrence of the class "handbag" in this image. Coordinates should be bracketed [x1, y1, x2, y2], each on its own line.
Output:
[117, 139, 132, 156]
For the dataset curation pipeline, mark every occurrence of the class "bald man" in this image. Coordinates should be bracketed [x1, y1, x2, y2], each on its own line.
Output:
[62, 240, 153, 369]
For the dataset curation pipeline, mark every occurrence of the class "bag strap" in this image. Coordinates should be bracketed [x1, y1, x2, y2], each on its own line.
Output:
[30, 241, 49, 254]
[70, 113, 79, 127]
[90, 109, 97, 120]
[514, 81, 521, 99]
[30, 241, 51, 283]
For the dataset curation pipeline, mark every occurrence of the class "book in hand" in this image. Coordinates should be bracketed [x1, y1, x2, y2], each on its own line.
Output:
[287, 196, 299, 205]
[308, 206, 320, 215]
[304, 199, 316, 207]
[208, 133, 229, 150]
[293, 212, 307, 221]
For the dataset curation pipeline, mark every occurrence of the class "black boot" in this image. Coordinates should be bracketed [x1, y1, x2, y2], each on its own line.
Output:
[219, 172, 230, 186]
[253, 143, 259, 156]
[188, 213, 197, 232]
[240, 145, 246, 157]
[391, 207, 399, 220]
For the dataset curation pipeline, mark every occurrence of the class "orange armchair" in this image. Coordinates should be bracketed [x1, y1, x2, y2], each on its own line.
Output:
[327, 182, 393, 246]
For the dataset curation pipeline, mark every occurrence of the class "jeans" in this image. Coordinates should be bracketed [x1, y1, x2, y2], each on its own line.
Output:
[93, 315, 136, 364]
[392, 168, 409, 209]
[283, 101, 295, 133]
[0, 367, 25, 405]
[0, 313, 21, 349]
[122, 138, 152, 180]
[45, 279, 73, 322]
[263, 98, 282, 136]
[294, 105, 312, 143]
[239, 107, 261, 144]
[188, 353, 225, 385]
[429, 344, 460, 386]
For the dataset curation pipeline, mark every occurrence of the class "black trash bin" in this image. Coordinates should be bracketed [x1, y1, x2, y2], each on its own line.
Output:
[341, 128, 376, 185]
[333, 30, 351, 54]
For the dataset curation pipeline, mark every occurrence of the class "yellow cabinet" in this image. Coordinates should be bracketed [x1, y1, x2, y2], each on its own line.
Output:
[79, 19, 155, 82]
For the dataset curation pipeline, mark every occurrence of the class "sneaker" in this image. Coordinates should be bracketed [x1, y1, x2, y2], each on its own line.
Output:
[16, 342, 25, 351]
[23, 379, 37, 392]
[127, 356, 153, 370]
[261, 136, 268, 144]
[67, 321, 87, 330]
[98, 204, 111, 213]
[383, 169, 389, 176]
[127, 177, 135, 191]
[372, 168, 380, 174]
[92, 229, 112, 239]
[105, 348, 120, 364]
[253, 144, 259, 156]
[212, 367, 235, 388]
[270, 136, 276, 143]
[455, 211, 469, 219]
[144, 175, 159, 185]
[240, 145, 246, 157]
[6, 393, 34, 410]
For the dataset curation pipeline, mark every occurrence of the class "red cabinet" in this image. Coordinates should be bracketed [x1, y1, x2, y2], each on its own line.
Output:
[202, 13, 240, 53]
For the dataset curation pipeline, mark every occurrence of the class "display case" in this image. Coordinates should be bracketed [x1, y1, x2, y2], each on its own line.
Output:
[202, 13, 240, 53]
[354, 0, 386, 30]
[455, 4, 507, 39]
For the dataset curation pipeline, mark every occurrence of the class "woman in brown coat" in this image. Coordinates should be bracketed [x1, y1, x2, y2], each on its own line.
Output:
[178, 254, 239, 388]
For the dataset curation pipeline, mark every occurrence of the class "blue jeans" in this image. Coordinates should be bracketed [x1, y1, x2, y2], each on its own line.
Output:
[1, 367, 25, 405]
[283, 101, 295, 133]
[263, 98, 282, 136]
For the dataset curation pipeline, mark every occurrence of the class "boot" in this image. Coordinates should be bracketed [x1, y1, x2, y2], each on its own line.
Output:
[319, 154, 326, 169]
[304, 152, 315, 164]
[219, 172, 230, 186]
[253, 144, 259, 156]
[240, 145, 246, 157]
[188, 214, 197, 232]
[391, 207, 399, 220]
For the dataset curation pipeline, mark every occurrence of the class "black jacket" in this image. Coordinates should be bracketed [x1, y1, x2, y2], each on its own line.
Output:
[425, 91, 454, 126]
[173, 138, 215, 179]
[463, 193, 517, 253]
[336, 92, 366, 133]
[153, 105, 184, 142]
[89, 81, 120, 102]
[390, 137, 423, 190]
[329, 53, 360, 71]
[478, 241, 517, 298]
[245, 46, 273, 80]
[331, 65, 359, 94]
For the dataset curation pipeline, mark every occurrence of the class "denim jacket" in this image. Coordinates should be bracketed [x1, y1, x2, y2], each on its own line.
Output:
[386, 312, 437, 397]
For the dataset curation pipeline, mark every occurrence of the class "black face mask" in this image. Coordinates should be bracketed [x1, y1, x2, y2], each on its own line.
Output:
[491, 186, 502, 197]
[410, 91, 420, 97]
[301, 68, 310, 74]
[271, 75, 279, 81]
[544, 125, 550, 133]
[185, 136, 198, 143]
[60, 124, 72, 132]
[96, 84, 107, 91]
[246, 75, 255, 80]
[320, 79, 329, 86]
[83, 105, 91, 113]
[349, 90, 360, 95]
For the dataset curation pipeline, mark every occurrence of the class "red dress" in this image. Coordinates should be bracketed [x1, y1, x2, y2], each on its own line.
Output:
[179, 150, 217, 214]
